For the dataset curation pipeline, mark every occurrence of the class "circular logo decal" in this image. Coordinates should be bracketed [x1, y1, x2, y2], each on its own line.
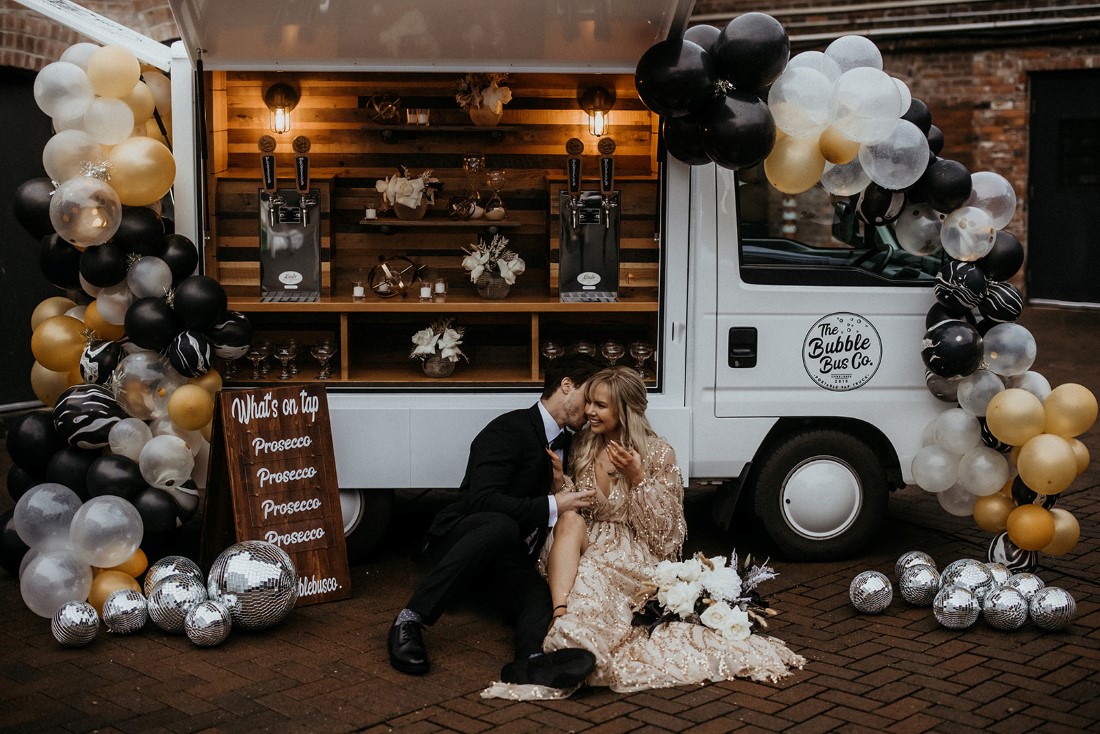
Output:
[577, 272, 602, 286]
[279, 270, 304, 286]
[802, 312, 882, 391]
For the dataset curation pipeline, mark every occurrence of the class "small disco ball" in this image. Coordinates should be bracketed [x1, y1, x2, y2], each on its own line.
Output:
[849, 570, 893, 614]
[982, 587, 1029, 630]
[51, 600, 99, 646]
[102, 588, 148, 634]
[1003, 572, 1045, 601]
[184, 599, 232, 647]
[207, 540, 298, 630]
[939, 559, 995, 604]
[148, 573, 208, 633]
[895, 550, 936, 579]
[986, 562, 1011, 587]
[933, 586, 980, 629]
[1029, 587, 1076, 632]
[988, 531, 1038, 573]
[899, 564, 940, 606]
[144, 555, 204, 597]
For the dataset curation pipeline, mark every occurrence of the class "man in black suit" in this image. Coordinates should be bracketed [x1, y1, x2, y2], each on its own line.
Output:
[388, 354, 601, 688]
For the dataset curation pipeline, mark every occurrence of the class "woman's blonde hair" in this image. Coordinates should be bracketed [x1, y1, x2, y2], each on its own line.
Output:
[571, 366, 657, 486]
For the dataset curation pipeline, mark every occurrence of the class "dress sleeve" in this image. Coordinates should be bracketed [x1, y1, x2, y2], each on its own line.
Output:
[624, 438, 686, 561]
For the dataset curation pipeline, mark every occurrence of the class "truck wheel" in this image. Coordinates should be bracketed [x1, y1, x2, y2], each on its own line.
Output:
[340, 488, 394, 564]
[752, 430, 887, 560]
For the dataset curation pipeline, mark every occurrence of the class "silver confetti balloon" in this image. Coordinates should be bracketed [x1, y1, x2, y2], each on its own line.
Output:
[148, 573, 208, 633]
[982, 587, 1029, 630]
[207, 540, 298, 630]
[1029, 587, 1076, 632]
[899, 564, 940, 606]
[184, 599, 232, 647]
[933, 586, 979, 629]
[985, 562, 1011, 587]
[849, 570, 893, 614]
[939, 559, 994, 603]
[102, 588, 148, 634]
[895, 550, 936, 579]
[988, 531, 1038, 573]
[51, 600, 99, 646]
[1003, 572, 1045, 601]
[143, 555, 204, 597]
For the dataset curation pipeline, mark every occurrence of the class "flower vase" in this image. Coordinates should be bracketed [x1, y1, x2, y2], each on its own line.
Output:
[476, 271, 510, 299]
[468, 106, 503, 127]
[394, 200, 428, 220]
[422, 354, 455, 377]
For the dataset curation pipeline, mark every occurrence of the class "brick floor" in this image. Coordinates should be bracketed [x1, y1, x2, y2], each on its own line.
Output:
[0, 306, 1098, 732]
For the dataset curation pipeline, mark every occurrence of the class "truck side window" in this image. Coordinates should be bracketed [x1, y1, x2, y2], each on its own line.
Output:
[735, 164, 943, 287]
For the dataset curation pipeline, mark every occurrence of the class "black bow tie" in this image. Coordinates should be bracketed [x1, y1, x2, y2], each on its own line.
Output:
[549, 430, 569, 451]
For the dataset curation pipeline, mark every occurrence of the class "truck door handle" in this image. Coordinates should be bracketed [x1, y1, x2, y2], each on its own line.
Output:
[728, 327, 757, 368]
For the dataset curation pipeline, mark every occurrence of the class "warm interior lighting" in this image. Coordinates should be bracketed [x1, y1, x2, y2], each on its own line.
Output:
[264, 82, 300, 134]
[580, 86, 615, 137]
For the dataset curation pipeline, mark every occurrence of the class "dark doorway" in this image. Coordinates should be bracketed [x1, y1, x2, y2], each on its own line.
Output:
[1027, 70, 1100, 306]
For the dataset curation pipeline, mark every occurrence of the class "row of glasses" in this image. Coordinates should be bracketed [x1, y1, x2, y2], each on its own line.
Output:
[540, 339, 656, 379]
[243, 339, 338, 380]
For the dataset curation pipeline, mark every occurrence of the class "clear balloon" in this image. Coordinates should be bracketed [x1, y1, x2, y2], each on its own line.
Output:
[820, 159, 871, 196]
[20, 548, 93, 618]
[894, 204, 944, 256]
[83, 97, 135, 145]
[786, 50, 842, 82]
[966, 171, 1018, 230]
[107, 137, 176, 206]
[139, 434, 195, 489]
[911, 444, 958, 493]
[940, 206, 996, 262]
[1006, 371, 1052, 402]
[932, 407, 982, 455]
[33, 61, 95, 120]
[113, 350, 185, 421]
[958, 446, 1011, 496]
[937, 483, 977, 517]
[42, 130, 105, 183]
[108, 417, 153, 461]
[857, 120, 929, 189]
[768, 67, 832, 138]
[92, 280, 133, 326]
[127, 256, 173, 298]
[983, 323, 1037, 377]
[86, 45, 141, 98]
[830, 67, 901, 144]
[68, 495, 144, 568]
[824, 35, 883, 72]
[14, 483, 84, 549]
[892, 78, 912, 119]
[956, 368, 1005, 417]
[49, 175, 123, 248]
[150, 415, 204, 456]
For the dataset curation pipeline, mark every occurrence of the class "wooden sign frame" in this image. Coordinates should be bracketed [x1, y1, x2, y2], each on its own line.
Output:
[201, 384, 351, 606]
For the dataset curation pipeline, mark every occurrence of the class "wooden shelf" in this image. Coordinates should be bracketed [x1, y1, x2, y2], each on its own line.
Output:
[363, 124, 522, 143]
[356, 217, 521, 235]
[228, 292, 658, 314]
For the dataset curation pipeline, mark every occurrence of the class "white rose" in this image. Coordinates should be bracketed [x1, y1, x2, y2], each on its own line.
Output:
[678, 558, 704, 583]
[700, 565, 742, 602]
[663, 581, 701, 618]
[653, 560, 682, 589]
[498, 259, 517, 285]
[723, 605, 752, 642]
[410, 328, 439, 358]
[509, 256, 526, 276]
[699, 601, 752, 642]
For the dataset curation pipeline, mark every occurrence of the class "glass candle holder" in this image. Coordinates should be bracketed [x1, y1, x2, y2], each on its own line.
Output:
[433, 277, 448, 303]
[352, 281, 365, 301]
[418, 282, 433, 302]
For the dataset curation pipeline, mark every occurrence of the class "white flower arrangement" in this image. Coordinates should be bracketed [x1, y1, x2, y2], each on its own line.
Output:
[460, 234, 526, 285]
[375, 165, 440, 210]
[410, 317, 467, 363]
[455, 73, 513, 114]
[634, 551, 779, 643]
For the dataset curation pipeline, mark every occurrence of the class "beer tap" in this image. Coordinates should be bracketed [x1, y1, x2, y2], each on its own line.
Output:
[293, 136, 314, 226]
[259, 135, 282, 227]
[565, 137, 584, 230]
[598, 137, 616, 227]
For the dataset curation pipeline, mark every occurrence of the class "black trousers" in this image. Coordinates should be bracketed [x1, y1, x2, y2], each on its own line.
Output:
[406, 511, 552, 660]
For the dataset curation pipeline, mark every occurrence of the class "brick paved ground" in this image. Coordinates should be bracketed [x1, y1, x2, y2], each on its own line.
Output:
[0, 306, 1097, 733]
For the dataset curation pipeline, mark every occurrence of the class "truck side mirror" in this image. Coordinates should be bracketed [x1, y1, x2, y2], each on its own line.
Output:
[832, 199, 861, 246]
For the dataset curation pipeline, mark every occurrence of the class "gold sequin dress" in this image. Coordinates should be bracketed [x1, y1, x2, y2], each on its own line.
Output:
[482, 438, 804, 700]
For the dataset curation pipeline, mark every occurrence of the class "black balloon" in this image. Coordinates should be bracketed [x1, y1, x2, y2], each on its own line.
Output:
[925, 301, 974, 329]
[133, 486, 180, 536]
[0, 510, 30, 576]
[86, 455, 146, 501]
[974, 317, 999, 336]
[38, 234, 83, 290]
[921, 319, 983, 378]
[856, 183, 905, 225]
[635, 38, 717, 118]
[1011, 475, 1038, 506]
[926, 125, 945, 156]
[167, 330, 214, 377]
[924, 159, 972, 214]
[159, 234, 200, 284]
[684, 23, 721, 52]
[976, 230, 1025, 281]
[934, 260, 987, 312]
[125, 296, 181, 351]
[6, 464, 41, 503]
[711, 13, 789, 91]
[978, 281, 1024, 324]
[79, 241, 129, 288]
[6, 410, 63, 475]
[79, 339, 123, 385]
[113, 206, 165, 255]
[901, 98, 932, 134]
[173, 275, 228, 331]
[13, 177, 56, 239]
[663, 114, 711, 165]
[45, 446, 102, 500]
[206, 311, 253, 360]
[53, 384, 128, 449]
[701, 90, 776, 170]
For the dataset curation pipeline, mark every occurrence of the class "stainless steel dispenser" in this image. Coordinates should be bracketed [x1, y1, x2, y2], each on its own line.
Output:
[558, 137, 619, 302]
[257, 135, 321, 302]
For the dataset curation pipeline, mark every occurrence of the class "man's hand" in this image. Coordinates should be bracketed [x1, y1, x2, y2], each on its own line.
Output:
[555, 488, 596, 514]
[546, 448, 564, 494]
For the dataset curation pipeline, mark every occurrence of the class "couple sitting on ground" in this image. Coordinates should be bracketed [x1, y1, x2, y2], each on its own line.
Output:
[387, 356, 803, 697]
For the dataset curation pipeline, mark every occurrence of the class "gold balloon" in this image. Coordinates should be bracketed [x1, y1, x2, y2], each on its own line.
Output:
[764, 134, 826, 195]
[1043, 383, 1098, 438]
[87, 570, 142, 614]
[103, 547, 148, 578]
[1041, 509, 1080, 556]
[31, 314, 87, 372]
[30, 361, 71, 406]
[86, 45, 141, 98]
[985, 388, 1045, 446]
[168, 384, 215, 431]
[1017, 433, 1079, 495]
[84, 300, 126, 342]
[189, 368, 223, 395]
[819, 125, 860, 165]
[1006, 504, 1056, 551]
[1067, 438, 1090, 475]
[121, 80, 156, 125]
[107, 136, 176, 206]
[31, 296, 77, 331]
[200, 420, 213, 442]
[972, 492, 1015, 533]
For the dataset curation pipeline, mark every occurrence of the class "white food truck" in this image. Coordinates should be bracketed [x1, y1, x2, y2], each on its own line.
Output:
[26, 0, 944, 562]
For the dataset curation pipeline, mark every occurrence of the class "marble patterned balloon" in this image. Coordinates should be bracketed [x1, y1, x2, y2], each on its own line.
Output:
[166, 330, 214, 378]
[184, 599, 232, 646]
[849, 570, 893, 614]
[934, 260, 987, 312]
[205, 311, 253, 360]
[79, 339, 122, 385]
[988, 532, 1038, 573]
[207, 540, 298, 630]
[148, 573, 208, 633]
[1029, 587, 1076, 631]
[895, 550, 936, 579]
[899, 564, 940, 606]
[978, 281, 1023, 324]
[143, 555, 204, 596]
[939, 559, 994, 603]
[51, 600, 99, 646]
[52, 383, 128, 449]
[933, 585, 979, 629]
[102, 588, 148, 634]
[982, 587, 1028, 630]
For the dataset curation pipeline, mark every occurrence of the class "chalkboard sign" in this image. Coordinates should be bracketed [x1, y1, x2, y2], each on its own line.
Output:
[201, 384, 350, 606]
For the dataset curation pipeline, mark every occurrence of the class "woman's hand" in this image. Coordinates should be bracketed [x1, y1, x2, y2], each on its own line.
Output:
[607, 440, 643, 487]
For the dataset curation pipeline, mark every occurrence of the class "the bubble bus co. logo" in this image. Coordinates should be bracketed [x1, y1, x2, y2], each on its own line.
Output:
[802, 312, 882, 391]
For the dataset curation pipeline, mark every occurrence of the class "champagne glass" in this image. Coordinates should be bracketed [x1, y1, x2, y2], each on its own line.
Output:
[540, 339, 565, 363]
[629, 340, 655, 379]
[573, 340, 596, 358]
[600, 340, 625, 366]
[259, 340, 272, 375]
[288, 338, 299, 375]
[274, 342, 295, 380]
[311, 341, 337, 380]
[246, 343, 269, 380]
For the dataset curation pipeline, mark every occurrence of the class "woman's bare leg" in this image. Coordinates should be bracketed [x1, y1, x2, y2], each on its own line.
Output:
[546, 510, 589, 616]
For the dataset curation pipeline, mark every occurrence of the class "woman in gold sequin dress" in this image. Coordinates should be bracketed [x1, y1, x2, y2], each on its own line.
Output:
[484, 367, 804, 699]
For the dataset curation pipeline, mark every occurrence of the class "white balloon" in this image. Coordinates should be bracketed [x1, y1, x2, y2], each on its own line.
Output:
[127, 256, 173, 298]
[59, 42, 101, 70]
[892, 78, 913, 119]
[42, 130, 105, 183]
[933, 407, 982, 455]
[83, 97, 135, 146]
[64, 305, 87, 321]
[820, 159, 871, 196]
[936, 482, 978, 517]
[19, 548, 93, 618]
[858, 120, 929, 190]
[957, 369, 1005, 417]
[108, 417, 153, 461]
[13, 483, 83, 549]
[139, 434, 195, 489]
[1006, 371, 1052, 402]
[965, 171, 1018, 230]
[958, 446, 1011, 496]
[894, 204, 944, 256]
[941, 206, 996, 262]
[983, 323, 1037, 377]
[95, 280, 134, 325]
[150, 416, 204, 456]
[769, 67, 833, 138]
[831, 67, 902, 144]
[786, 50, 843, 82]
[80, 273, 104, 298]
[824, 35, 883, 72]
[912, 444, 959, 493]
[33, 61, 95, 120]
[69, 496, 144, 568]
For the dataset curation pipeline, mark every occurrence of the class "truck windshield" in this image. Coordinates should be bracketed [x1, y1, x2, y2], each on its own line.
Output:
[735, 164, 944, 287]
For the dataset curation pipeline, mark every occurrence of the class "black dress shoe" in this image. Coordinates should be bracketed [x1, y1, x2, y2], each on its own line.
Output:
[500, 648, 595, 688]
[388, 620, 429, 675]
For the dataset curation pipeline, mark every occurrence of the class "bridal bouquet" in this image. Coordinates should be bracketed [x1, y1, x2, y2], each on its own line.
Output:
[632, 551, 779, 642]
[410, 318, 467, 363]
[461, 234, 526, 285]
[376, 165, 441, 210]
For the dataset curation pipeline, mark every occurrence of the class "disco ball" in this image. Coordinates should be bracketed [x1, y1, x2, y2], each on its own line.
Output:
[51, 600, 99, 646]
[899, 564, 940, 607]
[1003, 572, 1045, 601]
[933, 586, 979, 629]
[143, 555, 204, 597]
[184, 599, 232, 647]
[985, 562, 1011, 587]
[1029, 587, 1076, 632]
[982, 587, 1028, 630]
[895, 550, 936, 579]
[988, 531, 1038, 573]
[939, 559, 994, 604]
[207, 540, 298, 630]
[148, 573, 208, 633]
[940, 558, 983, 581]
[849, 570, 893, 614]
[102, 588, 148, 634]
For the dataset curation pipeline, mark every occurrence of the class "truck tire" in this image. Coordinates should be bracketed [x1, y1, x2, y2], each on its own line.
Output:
[340, 488, 394, 564]
[752, 429, 887, 560]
